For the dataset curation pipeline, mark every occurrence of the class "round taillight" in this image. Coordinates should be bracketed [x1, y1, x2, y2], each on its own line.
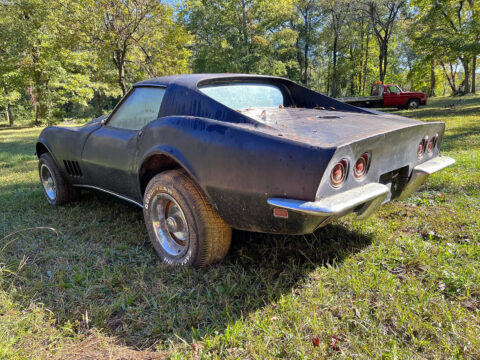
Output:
[330, 159, 348, 187]
[354, 153, 369, 178]
[427, 138, 434, 153]
[417, 139, 425, 159]
[427, 135, 437, 154]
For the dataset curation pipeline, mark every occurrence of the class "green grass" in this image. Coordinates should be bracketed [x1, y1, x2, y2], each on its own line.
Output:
[1, 95, 479, 359]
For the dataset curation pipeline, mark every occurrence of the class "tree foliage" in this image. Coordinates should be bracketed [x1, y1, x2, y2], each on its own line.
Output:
[1, 0, 477, 125]
[0, 0, 191, 124]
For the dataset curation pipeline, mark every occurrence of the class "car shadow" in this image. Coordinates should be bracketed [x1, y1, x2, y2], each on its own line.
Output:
[2, 190, 373, 350]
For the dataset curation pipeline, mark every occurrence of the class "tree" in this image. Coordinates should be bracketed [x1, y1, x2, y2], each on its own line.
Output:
[0, 0, 98, 125]
[365, 0, 405, 83]
[181, 0, 298, 78]
[0, 1, 29, 125]
[294, 0, 321, 86]
[86, 0, 191, 96]
[412, 0, 480, 94]
[321, 0, 352, 96]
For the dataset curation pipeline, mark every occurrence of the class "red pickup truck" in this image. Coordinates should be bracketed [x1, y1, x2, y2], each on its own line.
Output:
[338, 83, 427, 109]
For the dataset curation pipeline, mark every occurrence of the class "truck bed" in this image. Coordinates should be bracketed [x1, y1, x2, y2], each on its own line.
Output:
[337, 95, 383, 103]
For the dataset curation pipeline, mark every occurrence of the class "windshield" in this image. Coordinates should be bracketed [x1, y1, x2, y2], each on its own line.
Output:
[199, 82, 286, 110]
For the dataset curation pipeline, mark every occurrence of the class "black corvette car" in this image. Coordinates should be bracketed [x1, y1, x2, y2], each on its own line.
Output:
[36, 74, 454, 267]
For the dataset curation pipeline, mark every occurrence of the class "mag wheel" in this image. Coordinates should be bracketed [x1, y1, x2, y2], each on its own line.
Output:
[38, 153, 77, 205]
[149, 193, 190, 258]
[40, 163, 57, 202]
[407, 99, 420, 110]
[143, 169, 232, 267]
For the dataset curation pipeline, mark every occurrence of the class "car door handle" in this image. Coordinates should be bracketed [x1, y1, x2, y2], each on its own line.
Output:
[138, 130, 143, 137]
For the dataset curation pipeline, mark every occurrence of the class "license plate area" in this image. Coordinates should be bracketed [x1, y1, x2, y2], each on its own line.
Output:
[379, 165, 410, 200]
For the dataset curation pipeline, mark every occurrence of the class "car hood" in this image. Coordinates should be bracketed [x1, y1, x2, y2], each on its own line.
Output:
[239, 107, 431, 148]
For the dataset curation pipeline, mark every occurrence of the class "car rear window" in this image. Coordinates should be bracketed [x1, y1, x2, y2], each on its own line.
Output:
[199, 82, 286, 110]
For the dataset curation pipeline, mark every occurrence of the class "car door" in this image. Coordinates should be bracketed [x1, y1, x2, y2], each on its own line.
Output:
[383, 85, 402, 107]
[81, 86, 166, 201]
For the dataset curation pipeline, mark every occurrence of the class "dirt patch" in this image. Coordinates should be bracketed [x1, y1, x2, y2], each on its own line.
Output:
[51, 336, 165, 360]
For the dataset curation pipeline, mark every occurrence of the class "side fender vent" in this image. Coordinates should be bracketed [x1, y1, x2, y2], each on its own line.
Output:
[63, 160, 83, 177]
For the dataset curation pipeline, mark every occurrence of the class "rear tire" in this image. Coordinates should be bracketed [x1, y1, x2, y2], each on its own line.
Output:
[407, 99, 420, 110]
[143, 169, 232, 267]
[39, 153, 78, 205]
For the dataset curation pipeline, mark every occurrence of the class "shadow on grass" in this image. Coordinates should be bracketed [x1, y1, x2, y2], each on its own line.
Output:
[1, 190, 373, 349]
[408, 106, 480, 120]
[441, 123, 480, 153]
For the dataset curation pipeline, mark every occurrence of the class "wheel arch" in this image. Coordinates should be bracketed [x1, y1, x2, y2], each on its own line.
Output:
[36, 141, 51, 158]
[137, 148, 201, 199]
[35, 140, 61, 167]
[408, 98, 421, 104]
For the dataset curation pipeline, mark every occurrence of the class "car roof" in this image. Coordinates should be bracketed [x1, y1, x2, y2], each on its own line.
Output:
[134, 73, 286, 88]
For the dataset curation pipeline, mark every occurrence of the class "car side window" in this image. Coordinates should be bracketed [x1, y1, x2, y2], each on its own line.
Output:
[387, 86, 398, 94]
[107, 87, 166, 130]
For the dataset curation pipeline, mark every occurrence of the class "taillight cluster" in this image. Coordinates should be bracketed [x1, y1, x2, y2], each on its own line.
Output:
[330, 153, 370, 188]
[418, 134, 438, 159]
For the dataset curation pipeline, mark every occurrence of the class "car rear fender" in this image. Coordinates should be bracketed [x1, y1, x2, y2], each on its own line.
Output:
[137, 116, 335, 231]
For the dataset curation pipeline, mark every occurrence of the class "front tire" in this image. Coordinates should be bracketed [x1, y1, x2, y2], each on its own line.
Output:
[39, 153, 78, 205]
[143, 169, 232, 267]
[407, 99, 420, 110]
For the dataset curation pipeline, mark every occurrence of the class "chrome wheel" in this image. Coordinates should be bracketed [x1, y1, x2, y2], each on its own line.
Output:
[150, 193, 189, 257]
[40, 164, 56, 201]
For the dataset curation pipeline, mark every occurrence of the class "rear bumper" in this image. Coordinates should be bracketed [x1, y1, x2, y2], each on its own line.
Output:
[267, 156, 455, 223]
[268, 183, 389, 221]
[398, 156, 455, 199]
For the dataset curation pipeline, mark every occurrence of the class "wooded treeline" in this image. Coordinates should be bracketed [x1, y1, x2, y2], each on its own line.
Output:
[1, 0, 479, 125]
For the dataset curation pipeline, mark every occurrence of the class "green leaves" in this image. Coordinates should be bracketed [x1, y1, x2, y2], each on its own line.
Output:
[0, 0, 192, 125]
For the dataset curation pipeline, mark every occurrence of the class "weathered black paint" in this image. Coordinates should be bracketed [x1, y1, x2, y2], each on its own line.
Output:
[36, 74, 446, 234]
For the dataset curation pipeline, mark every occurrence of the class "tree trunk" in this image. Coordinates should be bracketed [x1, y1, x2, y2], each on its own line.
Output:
[113, 49, 127, 96]
[472, 55, 477, 94]
[460, 58, 470, 94]
[304, 43, 309, 86]
[326, 54, 331, 96]
[378, 44, 385, 83]
[301, 9, 311, 86]
[332, 35, 338, 97]
[6, 103, 13, 126]
[118, 63, 126, 96]
[34, 105, 39, 126]
[240, 0, 251, 72]
[440, 60, 457, 93]
[379, 41, 388, 83]
[362, 27, 370, 96]
[349, 45, 355, 95]
[2, 84, 13, 126]
[93, 90, 106, 117]
[429, 58, 436, 97]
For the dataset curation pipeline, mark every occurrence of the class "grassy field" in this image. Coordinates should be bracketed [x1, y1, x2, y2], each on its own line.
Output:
[0, 95, 479, 359]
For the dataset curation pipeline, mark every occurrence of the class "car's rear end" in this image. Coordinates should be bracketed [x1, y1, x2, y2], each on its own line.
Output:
[191, 76, 452, 235]
[262, 109, 454, 232]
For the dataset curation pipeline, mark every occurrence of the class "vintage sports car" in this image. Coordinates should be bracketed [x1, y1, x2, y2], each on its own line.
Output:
[36, 74, 454, 267]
